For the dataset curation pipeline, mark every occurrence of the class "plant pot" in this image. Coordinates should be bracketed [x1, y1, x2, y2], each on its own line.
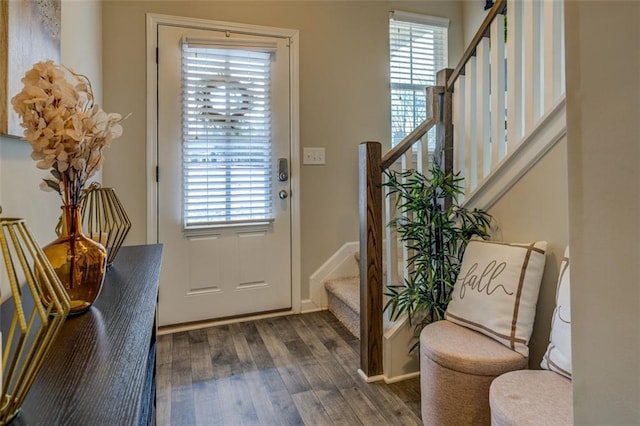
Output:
[43, 205, 107, 315]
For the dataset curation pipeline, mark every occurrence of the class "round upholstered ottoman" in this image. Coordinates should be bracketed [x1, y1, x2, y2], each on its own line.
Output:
[489, 370, 573, 426]
[420, 320, 528, 425]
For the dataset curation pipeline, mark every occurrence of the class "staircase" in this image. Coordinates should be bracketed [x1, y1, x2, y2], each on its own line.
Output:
[319, 245, 421, 382]
[323, 0, 567, 382]
[326, 275, 360, 338]
[320, 246, 359, 338]
[324, 250, 403, 340]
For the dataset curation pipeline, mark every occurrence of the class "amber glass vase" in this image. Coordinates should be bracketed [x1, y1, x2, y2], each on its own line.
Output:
[43, 205, 107, 315]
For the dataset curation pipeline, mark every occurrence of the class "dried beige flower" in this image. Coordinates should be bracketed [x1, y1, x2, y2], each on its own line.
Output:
[11, 61, 126, 206]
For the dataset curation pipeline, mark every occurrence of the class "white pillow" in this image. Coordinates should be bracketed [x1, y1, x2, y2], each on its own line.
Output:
[541, 246, 572, 378]
[445, 240, 547, 357]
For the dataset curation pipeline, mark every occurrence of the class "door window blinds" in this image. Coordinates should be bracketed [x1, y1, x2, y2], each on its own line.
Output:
[390, 12, 449, 147]
[182, 41, 273, 228]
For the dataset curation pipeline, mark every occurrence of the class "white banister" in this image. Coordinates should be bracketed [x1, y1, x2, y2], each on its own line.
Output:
[506, 0, 524, 151]
[465, 57, 478, 191]
[543, 0, 565, 108]
[384, 172, 398, 309]
[559, 2, 566, 96]
[449, 0, 565, 203]
[399, 154, 412, 282]
[416, 135, 430, 176]
[453, 76, 467, 196]
[401, 147, 414, 172]
[476, 37, 491, 181]
[523, 0, 543, 132]
[490, 14, 507, 167]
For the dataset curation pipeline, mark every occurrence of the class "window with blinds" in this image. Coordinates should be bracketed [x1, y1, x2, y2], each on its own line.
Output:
[390, 12, 449, 146]
[182, 41, 273, 228]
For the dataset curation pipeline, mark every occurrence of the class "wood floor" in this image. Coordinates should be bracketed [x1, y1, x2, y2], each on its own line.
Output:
[156, 311, 422, 425]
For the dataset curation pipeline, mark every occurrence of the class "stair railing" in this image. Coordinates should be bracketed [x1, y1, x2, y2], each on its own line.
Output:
[450, 0, 565, 202]
[359, 0, 566, 378]
[358, 71, 447, 379]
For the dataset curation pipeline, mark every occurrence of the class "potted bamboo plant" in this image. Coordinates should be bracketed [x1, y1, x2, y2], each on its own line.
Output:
[384, 161, 492, 350]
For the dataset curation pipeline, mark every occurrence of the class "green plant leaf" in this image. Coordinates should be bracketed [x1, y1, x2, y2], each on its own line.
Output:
[383, 162, 493, 352]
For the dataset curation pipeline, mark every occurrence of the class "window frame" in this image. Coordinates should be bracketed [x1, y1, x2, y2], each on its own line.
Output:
[181, 41, 276, 229]
[389, 11, 449, 147]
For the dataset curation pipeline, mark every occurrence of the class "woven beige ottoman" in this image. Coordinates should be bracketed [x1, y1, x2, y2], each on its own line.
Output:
[489, 370, 573, 426]
[420, 320, 528, 425]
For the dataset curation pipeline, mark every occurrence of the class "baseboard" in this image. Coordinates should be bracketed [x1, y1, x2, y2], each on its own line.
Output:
[158, 309, 295, 335]
[357, 369, 385, 383]
[300, 299, 322, 313]
[357, 367, 419, 384]
[383, 371, 420, 384]
[159, 301, 323, 335]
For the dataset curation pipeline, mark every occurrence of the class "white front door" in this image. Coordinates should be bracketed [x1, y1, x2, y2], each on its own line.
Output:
[156, 23, 292, 326]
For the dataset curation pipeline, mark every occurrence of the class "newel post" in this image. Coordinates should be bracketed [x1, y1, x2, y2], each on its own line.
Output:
[437, 68, 455, 207]
[359, 141, 383, 379]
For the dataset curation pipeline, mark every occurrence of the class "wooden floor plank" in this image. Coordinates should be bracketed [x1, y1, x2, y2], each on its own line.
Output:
[314, 389, 365, 426]
[340, 385, 389, 424]
[170, 332, 196, 426]
[255, 318, 312, 395]
[258, 365, 305, 425]
[298, 313, 392, 424]
[189, 329, 214, 381]
[157, 311, 422, 425]
[191, 380, 222, 425]
[268, 316, 301, 343]
[187, 329, 223, 425]
[313, 312, 423, 426]
[322, 309, 361, 353]
[286, 315, 368, 425]
[388, 377, 422, 419]
[242, 321, 303, 425]
[240, 321, 276, 370]
[291, 390, 333, 426]
[289, 315, 356, 389]
[229, 322, 280, 425]
[206, 324, 259, 425]
[157, 332, 173, 365]
[155, 334, 172, 426]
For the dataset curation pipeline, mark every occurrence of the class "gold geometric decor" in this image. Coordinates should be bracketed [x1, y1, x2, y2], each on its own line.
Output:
[0, 211, 70, 423]
[80, 183, 132, 267]
[0, 0, 61, 136]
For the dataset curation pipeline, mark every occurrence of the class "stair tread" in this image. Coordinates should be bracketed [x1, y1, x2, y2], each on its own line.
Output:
[325, 276, 360, 314]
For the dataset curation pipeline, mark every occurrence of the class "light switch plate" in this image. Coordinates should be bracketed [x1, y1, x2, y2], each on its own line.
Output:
[303, 147, 326, 165]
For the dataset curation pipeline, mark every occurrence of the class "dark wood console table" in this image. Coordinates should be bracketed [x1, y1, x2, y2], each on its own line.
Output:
[11, 244, 163, 425]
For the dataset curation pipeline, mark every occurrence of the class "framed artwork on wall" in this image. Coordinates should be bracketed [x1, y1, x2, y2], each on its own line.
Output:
[0, 0, 61, 137]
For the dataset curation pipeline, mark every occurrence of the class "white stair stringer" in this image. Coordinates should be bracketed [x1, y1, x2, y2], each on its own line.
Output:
[383, 316, 420, 383]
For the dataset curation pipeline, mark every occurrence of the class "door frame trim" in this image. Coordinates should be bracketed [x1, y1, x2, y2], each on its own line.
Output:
[145, 13, 302, 313]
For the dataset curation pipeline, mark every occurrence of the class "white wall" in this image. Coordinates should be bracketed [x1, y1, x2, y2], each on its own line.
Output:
[0, 0, 102, 296]
[565, 1, 640, 423]
[61, 0, 103, 104]
[101, 1, 464, 300]
[487, 139, 569, 368]
[461, 0, 489, 46]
